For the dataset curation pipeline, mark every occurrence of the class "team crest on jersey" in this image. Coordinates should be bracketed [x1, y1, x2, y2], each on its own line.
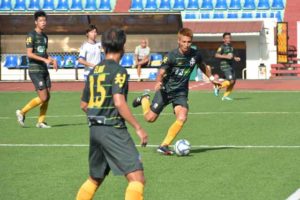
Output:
[190, 57, 196, 67]
[115, 73, 126, 88]
[162, 56, 168, 64]
[39, 81, 43, 87]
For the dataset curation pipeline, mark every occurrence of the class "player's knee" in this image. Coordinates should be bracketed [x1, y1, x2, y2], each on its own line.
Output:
[40, 96, 49, 103]
[177, 115, 187, 123]
[230, 80, 236, 85]
[144, 115, 156, 123]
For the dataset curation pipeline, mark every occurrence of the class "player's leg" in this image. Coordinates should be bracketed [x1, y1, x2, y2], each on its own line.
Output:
[137, 65, 142, 81]
[125, 170, 145, 200]
[37, 73, 51, 128]
[76, 176, 103, 200]
[222, 69, 236, 100]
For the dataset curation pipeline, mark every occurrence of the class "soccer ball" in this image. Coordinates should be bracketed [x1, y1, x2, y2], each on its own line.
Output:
[174, 139, 191, 156]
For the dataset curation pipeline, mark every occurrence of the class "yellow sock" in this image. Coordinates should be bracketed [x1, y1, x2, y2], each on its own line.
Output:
[161, 120, 184, 146]
[76, 179, 99, 200]
[223, 83, 235, 97]
[125, 181, 144, 200]
[21, 97, 42, 115]
[141, 97, 150, 115]
[38, 101, 48, 123]
[221, 80, 230, 89]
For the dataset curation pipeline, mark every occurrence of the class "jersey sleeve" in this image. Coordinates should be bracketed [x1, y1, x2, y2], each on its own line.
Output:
[216, 45, 223, 54]
[81, 78, 90, 103]
[195, 51, 203, 64]
[160, 52, 173, 70]
[26, 33, 34, 48]
[112, 68, 128, 95]
[134, 46, 139, 55]
[78, 44, 87, 59]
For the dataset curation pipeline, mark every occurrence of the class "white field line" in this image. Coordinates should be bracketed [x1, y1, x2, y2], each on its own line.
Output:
[286, 189, 300, 200]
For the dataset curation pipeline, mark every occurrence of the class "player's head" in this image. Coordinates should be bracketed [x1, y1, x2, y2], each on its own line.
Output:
[86, 24, 98, 41]
[102, 27, 126, 56]
[223, 32, 231, 44]
[34, 10, 47, 31]
[178, 28, 193, 54]
[140, 39, 147, 48]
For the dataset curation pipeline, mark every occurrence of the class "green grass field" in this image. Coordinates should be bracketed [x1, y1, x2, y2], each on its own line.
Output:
[1, 90, 300, 200]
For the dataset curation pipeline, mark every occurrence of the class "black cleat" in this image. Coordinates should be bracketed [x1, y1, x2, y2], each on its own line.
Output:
[132, 90, 150, 108]
[157, 146, 174, 155]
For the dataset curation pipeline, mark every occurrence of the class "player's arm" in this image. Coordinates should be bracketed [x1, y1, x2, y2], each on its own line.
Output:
[215, 46, 232, 60]
[78, 57, 95, 68]
[26, 48, 52, 64]
[155, 68, 166, 91]
[80, 78, 90, 113]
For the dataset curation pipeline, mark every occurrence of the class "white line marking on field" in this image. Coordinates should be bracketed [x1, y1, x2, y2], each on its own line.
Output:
[286, 189, 300, 200]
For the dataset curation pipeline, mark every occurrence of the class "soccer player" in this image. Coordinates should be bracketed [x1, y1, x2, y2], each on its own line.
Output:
[78, 24, 102, 81]
[214, 32, 241, 100]
[16, 10, 58, 128]
[76, 27, 148, 200]
[132, 28, 220, 155]
[134, 39, 150, 81]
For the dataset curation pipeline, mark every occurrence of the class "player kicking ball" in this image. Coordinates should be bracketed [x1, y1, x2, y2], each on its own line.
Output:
[132, 28, 220, 155]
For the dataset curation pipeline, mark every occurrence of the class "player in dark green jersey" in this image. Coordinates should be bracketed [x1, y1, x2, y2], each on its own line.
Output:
[16, 10, 58, 128]
[214, 32, 240, 101]
[76, 27, 148, 200]
[132, 28, 220, 155]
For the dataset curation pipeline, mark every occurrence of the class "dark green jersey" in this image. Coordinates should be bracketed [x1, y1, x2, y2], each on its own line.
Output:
[26, 30, 48, 72]
[216, 43, 234, 70]
[161, 48, 202, 95]
[81, 59, 129, 129]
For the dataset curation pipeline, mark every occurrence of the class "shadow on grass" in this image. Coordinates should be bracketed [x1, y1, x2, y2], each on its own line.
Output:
[51, 123, 87, 127]
[233, 97, 251, 101]
[190, 147, 241, 154]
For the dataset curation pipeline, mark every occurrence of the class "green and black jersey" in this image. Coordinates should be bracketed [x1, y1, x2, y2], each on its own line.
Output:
[216, 43, 234, 70]
[161, 48, 203, 96]
[26, 30, 48, 73]
[81, 59, 129, 129]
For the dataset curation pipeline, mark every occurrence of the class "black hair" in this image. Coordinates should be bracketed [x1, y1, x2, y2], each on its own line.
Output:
[223, 32, 231, 38]
[86, 24, 98, 34]
[101, 27, 126, 54]
[34, 10, 47, 21]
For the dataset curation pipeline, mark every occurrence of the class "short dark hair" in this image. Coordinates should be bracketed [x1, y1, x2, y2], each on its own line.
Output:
[86, 24, 97, 34]
[34, 10, 47, 21]
[223, 32, 231, 38]
[101, 27, 126, 54]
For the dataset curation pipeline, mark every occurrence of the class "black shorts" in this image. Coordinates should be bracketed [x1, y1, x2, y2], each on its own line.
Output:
[29, 72, 51, 90]
[89, 126, 143, 179]
[221, 68, 236, 81]
[150, 89, 189, 115]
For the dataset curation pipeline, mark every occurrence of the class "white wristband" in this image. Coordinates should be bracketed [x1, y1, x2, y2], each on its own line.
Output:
[209, 76, 215, 81]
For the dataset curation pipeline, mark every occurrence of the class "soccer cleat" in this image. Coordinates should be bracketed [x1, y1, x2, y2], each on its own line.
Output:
[132, 90, 150, 108]
[16, 110, 25, 127]
[157, 146, 174, 155]
[213, 85, 220, 96]
[36, 122, 51, 128]
[222, 96, 233, 101]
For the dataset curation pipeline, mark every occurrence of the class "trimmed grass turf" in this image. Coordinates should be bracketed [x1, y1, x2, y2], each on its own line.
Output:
[0, 91, 300, 200]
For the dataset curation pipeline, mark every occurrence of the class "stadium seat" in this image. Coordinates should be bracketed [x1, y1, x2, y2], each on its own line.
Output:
[52, 55, 63, 68]
[148, 72, 157, 80]
[43, 0, 55, 11]
[275, 11, 282, 21]
[185, 13, 197, 19]
[18, 55, 29, 69]
[213, 12, 225, 19]
[215, 0, 227, 9]
[242, 12, 253, 18]
[4, 55, 19, 69]
[201, 13, 210, 19]
[201, 0, 213, 10]
[173, 0, 185, 10]
[271, 0, 284, 9]
[150, 54, 162, 67]
[227, 12, 238, 18]
[14, 0, 26, 10]
[0, 0, 11, 10]
[130, 0, 143, 10]
[229, 0, 241, 10]
[145, 0, 157, 10]
[28, 0, 41, 11]
[85, 0, 97, 10]
[243, 0, 256, 10]
[257, 0, 270, 9]
[256, 12, 268, 18]
[99, 0, 111, 10]
[70, 0, 83, 11]
[159, 0, 171, 10]
[56, 0, 69, 10]
[120, 54, 134, 68]
[187, 0, 199, 10]
[63, 55, 76, 68]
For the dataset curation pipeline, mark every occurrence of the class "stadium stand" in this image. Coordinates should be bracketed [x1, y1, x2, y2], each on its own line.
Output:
[70, 0, 83, 11]
[229, 0, 242, 10]
[243, 0, 256, 10]
[84, 0, 97, 11]
[215, 0, 228, 10]
[0, 0, 11, 10]
[159, 0, 171, 10]
[145, 0, 158, 11]
[43, 0, 55, 11]
[187, 0, 199, 10]
[28, 0, 41, 11]
[173, 0, 185, 10]
[4, 55, 19, 69]
[56, 0, 69, 11]
[120, 54, 134, 68]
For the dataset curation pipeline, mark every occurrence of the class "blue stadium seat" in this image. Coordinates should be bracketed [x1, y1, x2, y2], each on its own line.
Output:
[271, 0, 284, 9]
[120, 54, 134, 68]
[227, 12, 238, 18]
[85, 0, 97, 10]
[99, 0, 111, 10]
[18, 55, 29, 69]
[56, 0, 69, 10]
[148, 72, 157, 80]
[173, 0, 185, 10]
[275, 11, 282, 21]
[215, 0, 227, 9]
[63, 55, 76, 68]
[28, 0, 41, 11]
[131, 0, 143, 10]
[257, 0, 270, 9]
[70, 0, 83, 11]
[256, 12, 268, 18]
[150, 54, 162, 67]
[185, 13, 197, 19]
[145, 0, 157, 10]
[187, 0, 199, 10]
[159, 0, 171, 10]
[201, 0, 213, 10]
[243, 0, 256, 10]
[52, 55, 63, 68]
[229, 0, 241, 10]
[4, 55, 19, 69]
[43, 0, 55, 10]
[201, 13, 211, 19]
[14, 0, 26, 10]
[213, 12, 225, 19]
[242, 12, 253, 18]
[0, 0, 11, 10]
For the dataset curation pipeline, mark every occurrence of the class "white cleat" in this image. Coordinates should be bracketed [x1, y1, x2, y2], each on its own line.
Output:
[36, 122, 51, 128]
[222, 96, 233, 101]
[16, 110, 25, 127]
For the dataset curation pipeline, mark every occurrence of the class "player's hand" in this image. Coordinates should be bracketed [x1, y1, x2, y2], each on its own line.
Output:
[52, 59, 58, 71]
[154, 82, 162, 91]
[227, 54, 233, 60]
[234, 57, 241, 62]
[211, 80, 221, 86]
[136, 127, 148, 147]
[44, 58, 52, 65]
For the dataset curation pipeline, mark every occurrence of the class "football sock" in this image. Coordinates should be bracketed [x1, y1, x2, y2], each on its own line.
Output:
[76, 179, 98, 200]
[223, 83, 235, 97]
[141, 97, 150, 115]
[21, 97, 42, 115]
[161, 120, 184, 146]
[125, 181, 144, 200]
[38, 101, 48, 123]
[221, 80, 230, 89]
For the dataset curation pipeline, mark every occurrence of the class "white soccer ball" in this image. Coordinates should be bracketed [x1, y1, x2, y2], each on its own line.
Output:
[174, 139, 191, 156]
